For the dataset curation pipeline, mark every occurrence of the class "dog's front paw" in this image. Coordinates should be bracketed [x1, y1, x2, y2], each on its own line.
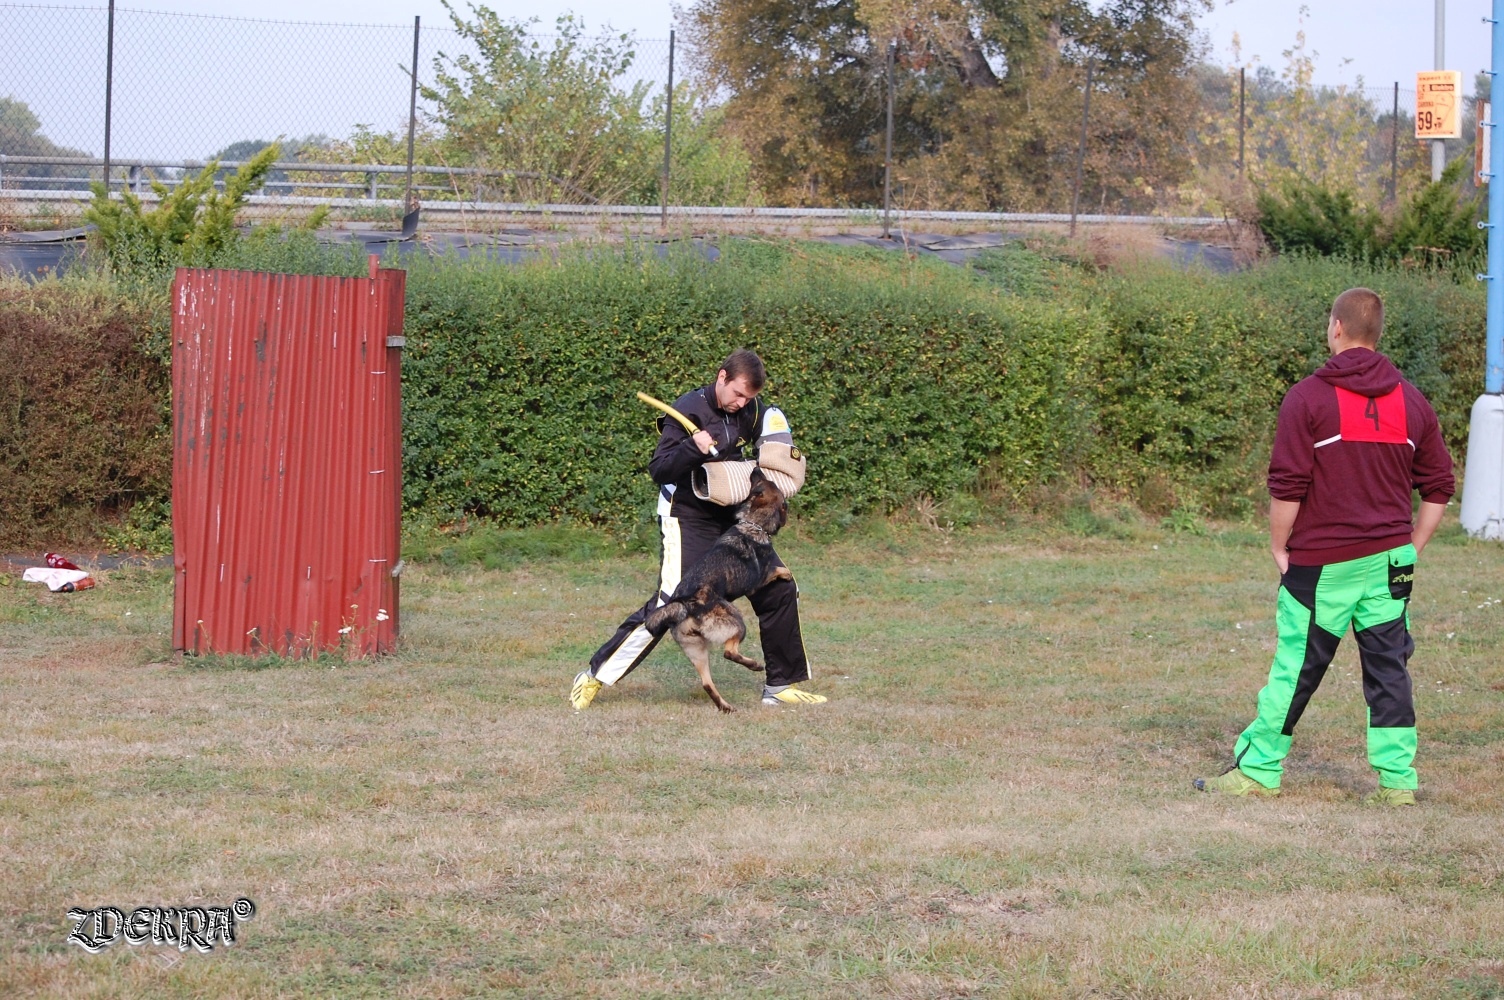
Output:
[743, 659, 765, 672]
[717, 701, 737, 713]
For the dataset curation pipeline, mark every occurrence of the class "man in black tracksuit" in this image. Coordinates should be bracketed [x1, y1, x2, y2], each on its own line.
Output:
[571, 350, 827, 709]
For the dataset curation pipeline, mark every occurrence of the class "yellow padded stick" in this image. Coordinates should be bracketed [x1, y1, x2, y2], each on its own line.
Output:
[636, 391, 719, 457]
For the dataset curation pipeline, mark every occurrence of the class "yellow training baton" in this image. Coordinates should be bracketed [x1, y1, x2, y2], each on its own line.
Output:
[636, 391, 719, 457]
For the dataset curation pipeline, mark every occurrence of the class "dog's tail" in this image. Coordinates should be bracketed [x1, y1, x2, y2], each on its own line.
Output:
[645, 600, 689, 637]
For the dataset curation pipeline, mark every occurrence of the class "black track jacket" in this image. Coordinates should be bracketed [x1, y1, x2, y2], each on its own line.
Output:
[647, 383, 764, 521]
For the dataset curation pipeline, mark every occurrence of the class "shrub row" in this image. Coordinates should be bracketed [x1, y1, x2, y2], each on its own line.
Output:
[0, 276, 169, 547]
[399, 242, 1101, 526]
[1089, 255, 1484, 516]
[1, 242, 1487, 545]
[399, 244, 1486, 526]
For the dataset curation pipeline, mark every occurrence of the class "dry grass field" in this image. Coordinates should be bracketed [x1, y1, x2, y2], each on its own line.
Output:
[1, 516, 1501, 998]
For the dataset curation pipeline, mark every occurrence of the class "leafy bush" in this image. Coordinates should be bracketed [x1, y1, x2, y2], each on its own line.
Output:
[398, 241, 1099, 527]
[1088, 265, 1307, 517]
[1388, 158, 1486, 266]
[1255, 159, 1484, 267]
[1255, 177, 1382, 258]
[0, 275, 170, 547]
[1, 238, 1487, 546]
[421, 8, 758, 207]
[83, 144, 327, 278]
[1086, 255, 1485, 516]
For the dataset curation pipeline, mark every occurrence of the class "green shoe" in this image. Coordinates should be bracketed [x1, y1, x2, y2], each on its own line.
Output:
[1193, 767, 1279, 797]
[1362, 786, 1415, 807]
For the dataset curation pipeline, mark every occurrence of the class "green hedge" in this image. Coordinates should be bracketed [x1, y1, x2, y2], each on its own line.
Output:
[1087, 257, 1485, 516]
[0, 275, 169, 547]
[1, 241, 1488, 545]
[400, 245, 1486, 527]
[400, 242, 1101, 526]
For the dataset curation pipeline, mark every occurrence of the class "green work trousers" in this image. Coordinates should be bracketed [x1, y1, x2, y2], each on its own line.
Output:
[1233, 544, 1419, 790]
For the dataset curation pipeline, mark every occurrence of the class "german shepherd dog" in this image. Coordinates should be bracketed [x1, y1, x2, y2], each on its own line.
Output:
[645, 470, 792, 712]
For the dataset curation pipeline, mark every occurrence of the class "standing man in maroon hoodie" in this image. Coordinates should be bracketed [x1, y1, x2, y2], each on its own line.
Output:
[1196, 288, 1455, 805]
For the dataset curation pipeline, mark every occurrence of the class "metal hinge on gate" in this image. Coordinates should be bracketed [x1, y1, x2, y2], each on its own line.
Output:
[386, 336, 406, 348]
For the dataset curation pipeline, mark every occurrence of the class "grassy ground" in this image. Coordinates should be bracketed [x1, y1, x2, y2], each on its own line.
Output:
[1, 515, 1501, 999]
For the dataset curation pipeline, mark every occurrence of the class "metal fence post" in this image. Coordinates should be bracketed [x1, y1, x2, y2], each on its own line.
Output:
[883, 40, 895, 238]
[1070, 58, 1094, 237]
[661, 29, 674, 228]
[1391, 82, 1400, 204]
[103, 0, 116, 193]
[405, 16, 419, 212]
[1432, 0, 1446, 182]
[1238, 67, 1245, 176]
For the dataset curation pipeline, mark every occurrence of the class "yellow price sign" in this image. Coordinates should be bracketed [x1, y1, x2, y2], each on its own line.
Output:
[1416, 70, 1463, 140]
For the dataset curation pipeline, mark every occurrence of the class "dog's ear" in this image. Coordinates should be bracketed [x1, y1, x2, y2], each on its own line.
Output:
[749, 467, 767, 486]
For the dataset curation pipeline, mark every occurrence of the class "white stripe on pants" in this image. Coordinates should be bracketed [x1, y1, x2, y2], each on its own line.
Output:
[595, 512, 682, 686]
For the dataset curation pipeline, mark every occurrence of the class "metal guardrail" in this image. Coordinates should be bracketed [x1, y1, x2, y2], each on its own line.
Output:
[0, 156, 598, 203]
[0, 185, 1224, 228]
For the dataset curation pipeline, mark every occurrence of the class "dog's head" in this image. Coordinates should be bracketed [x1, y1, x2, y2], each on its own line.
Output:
[745, 468, 788, 535]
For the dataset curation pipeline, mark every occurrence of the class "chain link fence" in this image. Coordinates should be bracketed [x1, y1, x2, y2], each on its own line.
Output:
[0, 4, 676, 210]
[0, 3, 1482, 221]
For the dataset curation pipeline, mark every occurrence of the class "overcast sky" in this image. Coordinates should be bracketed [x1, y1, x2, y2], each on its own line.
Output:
[3, 0, 1492, 160]
[102, 0, 1491, 83]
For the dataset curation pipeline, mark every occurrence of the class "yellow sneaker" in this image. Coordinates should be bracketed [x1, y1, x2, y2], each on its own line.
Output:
[1193, 767, 1279, 797]
[570, 669, 603, 711]
[1362, 787, 1415, 806]
[761, 685, 828, 706]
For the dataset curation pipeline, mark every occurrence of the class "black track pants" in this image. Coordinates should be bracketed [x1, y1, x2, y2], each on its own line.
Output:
[587, 504, 810, 688]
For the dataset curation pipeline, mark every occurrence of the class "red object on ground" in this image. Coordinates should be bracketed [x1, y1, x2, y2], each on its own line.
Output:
[171, 264, 404, 657]
[44, 553, 80, 570]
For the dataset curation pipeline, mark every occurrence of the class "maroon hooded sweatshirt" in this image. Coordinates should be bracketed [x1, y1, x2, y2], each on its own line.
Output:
[1268, 347, 1455, 566]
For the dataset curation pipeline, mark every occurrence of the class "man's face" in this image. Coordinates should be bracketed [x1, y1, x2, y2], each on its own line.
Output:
[715, 372, 760, 413]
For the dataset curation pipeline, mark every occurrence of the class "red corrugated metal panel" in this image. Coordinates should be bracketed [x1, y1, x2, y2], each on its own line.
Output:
[171, 263, 404, 657]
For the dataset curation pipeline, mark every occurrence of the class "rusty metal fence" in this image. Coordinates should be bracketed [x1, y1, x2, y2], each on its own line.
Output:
[172, 262, 405, 659]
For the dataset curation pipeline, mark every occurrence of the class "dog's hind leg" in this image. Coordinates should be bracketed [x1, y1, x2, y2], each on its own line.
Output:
[723, 637, 764, 672]
[676, 625, 736, 713]
[713, 601, 763, 672]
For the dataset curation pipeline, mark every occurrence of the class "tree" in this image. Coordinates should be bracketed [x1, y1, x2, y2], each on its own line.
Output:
[207, 136, 330, 190]
[0, 96, 90, 181]
[1186, 26, 1434, 216]
[682, 0, 884, 205]
[424, 5, 657, 204]
[417, 3, 758, 206]
[682, 0, 1208, 210]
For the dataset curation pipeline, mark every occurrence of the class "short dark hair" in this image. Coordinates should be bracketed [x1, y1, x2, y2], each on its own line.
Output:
[1331, 287, 1384, 346]
[719, 349, 766, 390]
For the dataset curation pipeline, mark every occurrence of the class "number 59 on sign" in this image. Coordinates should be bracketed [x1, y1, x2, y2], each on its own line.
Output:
[1416, 71, 1463, 140]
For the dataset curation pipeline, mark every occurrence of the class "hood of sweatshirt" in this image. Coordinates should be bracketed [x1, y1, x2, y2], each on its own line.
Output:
[1313, 347, 1402, 398]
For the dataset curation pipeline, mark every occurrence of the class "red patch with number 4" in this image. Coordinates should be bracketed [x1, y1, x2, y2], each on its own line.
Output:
[1335, 385, 1407, 444]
